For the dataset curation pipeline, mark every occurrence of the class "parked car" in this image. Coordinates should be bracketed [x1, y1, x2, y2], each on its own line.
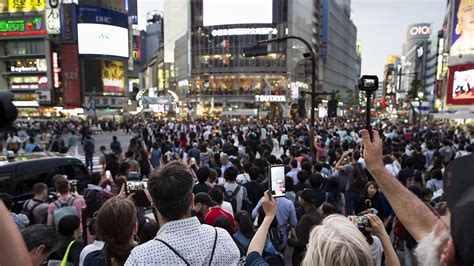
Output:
[0, 152, 90, 212]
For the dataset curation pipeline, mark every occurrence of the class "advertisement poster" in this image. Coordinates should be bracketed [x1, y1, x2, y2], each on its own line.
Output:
[447, 64, 474, 105]
[7, 0, 45, 12]
[450, 0, 474, 57]
[102, 60, 125, 94]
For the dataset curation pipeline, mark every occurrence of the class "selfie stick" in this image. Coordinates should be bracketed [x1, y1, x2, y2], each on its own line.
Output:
[366, 91, 373, 141]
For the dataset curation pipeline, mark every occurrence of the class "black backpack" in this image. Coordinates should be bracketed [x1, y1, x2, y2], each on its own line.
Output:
[225, 186, 241, 212]
[22, 199, 44, 224]
[351, 162, 368, 191]
[84, 189, 100, 218]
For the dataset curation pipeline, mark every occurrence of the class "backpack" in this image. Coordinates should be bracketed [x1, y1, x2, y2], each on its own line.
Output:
[53, 197, 77, 230]
[225, 186, 241, 212]
[22, 199, 43, 224]
[350, 163, 367, 191]
[84, 189, 100, 218]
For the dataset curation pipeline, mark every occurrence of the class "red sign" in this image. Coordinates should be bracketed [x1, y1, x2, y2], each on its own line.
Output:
[446, 64, 474, 106]
[52, 52, 61, 88]
[61, 44, 81, 106]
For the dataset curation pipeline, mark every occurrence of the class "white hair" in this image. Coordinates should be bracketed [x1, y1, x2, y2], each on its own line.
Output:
[414, 229, 451, 266]
[302, 214, 374, 266]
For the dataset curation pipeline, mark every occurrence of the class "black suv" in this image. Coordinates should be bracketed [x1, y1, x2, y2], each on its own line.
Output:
[0, 153, 90, 211]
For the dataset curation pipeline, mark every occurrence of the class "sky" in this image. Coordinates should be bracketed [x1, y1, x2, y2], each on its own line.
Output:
[137, 0, 164, 30]
[137, 0, 447, 78]
[351, 0, 446, 78]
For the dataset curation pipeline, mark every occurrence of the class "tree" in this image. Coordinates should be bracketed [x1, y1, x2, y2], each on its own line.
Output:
[407, 79, 423, 101]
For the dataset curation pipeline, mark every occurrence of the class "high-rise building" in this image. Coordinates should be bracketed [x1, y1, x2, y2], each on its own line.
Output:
[397, 23, 433, 102]
[320, 0, 359, 107]
[161, 0, 319, 120]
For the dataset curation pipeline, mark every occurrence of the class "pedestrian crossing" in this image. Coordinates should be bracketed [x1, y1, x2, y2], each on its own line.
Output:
[75, 155, 102, 173]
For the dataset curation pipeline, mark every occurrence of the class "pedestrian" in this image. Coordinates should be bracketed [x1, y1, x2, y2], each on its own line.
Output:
[22, 183, 49, 225]
[68, 131, 79, 156]
[47, 176, 86, 228]
[0, 193, 29, 229]
[21, 224, 59, 266]
[125, 161, 240, 265]
[110, 135, 123, 157]
[83, 134, 95, 172]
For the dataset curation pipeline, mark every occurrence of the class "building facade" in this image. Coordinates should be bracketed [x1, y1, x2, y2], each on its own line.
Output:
[162, 0, 319, 120]
[320, 0, 358, 108]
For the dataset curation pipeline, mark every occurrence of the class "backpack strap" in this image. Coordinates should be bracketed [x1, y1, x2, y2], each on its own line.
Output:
[231, 185, 241, 197]
[66, 197, 76, 207]
[61, 240, 76, 266]
[54, 199, 62, 209]
[209, 227, 218, 265]
[155, 239, 190, 266]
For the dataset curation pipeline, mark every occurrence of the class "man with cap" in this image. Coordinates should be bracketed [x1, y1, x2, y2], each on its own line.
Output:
[287, 189, 323, 266]
[192, 192, 216, 224]
[361, 129, 472, 266]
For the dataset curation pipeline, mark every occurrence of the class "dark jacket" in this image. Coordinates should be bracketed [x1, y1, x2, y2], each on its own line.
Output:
[287, 207, 322, 265]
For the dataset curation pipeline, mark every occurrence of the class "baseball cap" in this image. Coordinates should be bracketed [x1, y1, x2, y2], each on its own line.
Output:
[443, 153, 474, 266]
[194, 192, 217, 207]
[300, 189, 316, 204]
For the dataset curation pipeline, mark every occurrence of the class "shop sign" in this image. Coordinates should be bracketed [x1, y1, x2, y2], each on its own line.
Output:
[46, 8, 61, 34]
[52, 52, 60, 88]
[255, 95, 286, 102]
[7, 58, 47, 73]
[0, 17, 46, 37]
[8, 0, 45, 13]
[11, 83, 39, 90]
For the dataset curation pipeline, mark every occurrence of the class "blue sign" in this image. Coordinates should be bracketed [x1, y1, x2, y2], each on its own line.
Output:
[78, 6, 128, 28]
[60, 3, 78, 42]
[320, 0, 329, 60]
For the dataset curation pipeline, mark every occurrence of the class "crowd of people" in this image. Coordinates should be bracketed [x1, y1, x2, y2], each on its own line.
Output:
[0, 118, 473, 266]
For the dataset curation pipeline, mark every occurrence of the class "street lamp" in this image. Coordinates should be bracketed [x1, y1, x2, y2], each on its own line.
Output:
[417, 91, 424, 127]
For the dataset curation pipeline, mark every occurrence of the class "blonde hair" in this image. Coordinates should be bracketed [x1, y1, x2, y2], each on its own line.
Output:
[302, 214, 374, 266]
[456, 0, 474, 35]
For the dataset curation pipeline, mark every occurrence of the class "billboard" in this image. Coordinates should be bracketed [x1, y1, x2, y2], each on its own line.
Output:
[78, 24, 129, 58]
[61, 44, 81, 106]
[203, 0, 272, 26]
[60, 3, 78, 42]
[78, 5, 128, 28]
[320, 0, 329, 60]
[446, 64, 474, 105]
[0, 16, 46, 37]
[102, 60, 125, 94]
[450, 0, 474, 58]
[0, 0, 46, 13]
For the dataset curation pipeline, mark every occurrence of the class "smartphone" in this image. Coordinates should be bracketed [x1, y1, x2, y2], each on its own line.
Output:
[269, 165, 286, 197]
[356, 216, 369, 230]
[190, 157, 196, 165]
[125, 180, 147, 195]
[70, 180, 78, 193]
[105, 170, 112, 179]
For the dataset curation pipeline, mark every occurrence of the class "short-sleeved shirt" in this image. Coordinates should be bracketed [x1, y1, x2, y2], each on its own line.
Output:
[23, 199, 49, 224]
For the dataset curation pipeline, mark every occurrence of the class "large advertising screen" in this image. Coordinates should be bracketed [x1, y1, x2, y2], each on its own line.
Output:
[78, 24, 129, 58]
[203, 0, 272, 26]
[451, 0, 474, 57]
[102, 60, 125, 94]
[446, 64, 474, 105]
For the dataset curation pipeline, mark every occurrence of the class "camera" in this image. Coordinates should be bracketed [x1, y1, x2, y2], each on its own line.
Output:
[358, 75, 379, 92]
[356, 216, 370, 230]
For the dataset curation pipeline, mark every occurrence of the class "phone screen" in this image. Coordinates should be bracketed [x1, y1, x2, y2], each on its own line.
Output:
[270, 165, 286, 197]
[126, 181, 147, 195]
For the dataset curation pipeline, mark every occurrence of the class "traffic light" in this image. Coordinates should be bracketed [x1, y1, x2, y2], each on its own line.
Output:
[328, 99, 338, 118]
[106, 107, 110, 113]
[243, 45, 268, 57]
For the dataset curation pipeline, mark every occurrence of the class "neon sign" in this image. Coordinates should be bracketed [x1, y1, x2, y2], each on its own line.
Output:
[0, 17, 46, 37]
[52, 52, 60, 88]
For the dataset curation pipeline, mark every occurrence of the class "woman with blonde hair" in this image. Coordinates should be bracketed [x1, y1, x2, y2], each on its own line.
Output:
[302, 215, 374, 266]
